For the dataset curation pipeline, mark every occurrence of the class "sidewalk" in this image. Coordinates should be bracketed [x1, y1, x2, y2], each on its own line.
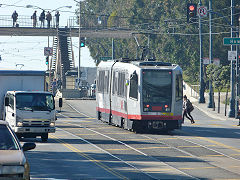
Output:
[183, 82, 239, 123]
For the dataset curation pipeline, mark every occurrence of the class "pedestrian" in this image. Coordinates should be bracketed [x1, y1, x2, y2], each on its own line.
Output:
[182, 95, 195, 124]
[31, 10, 37, 28]
[46, 11, 52, 28]
[55, 11, 60, 28]
[39, 10, 45, 28]
[12, 10, 18, 27]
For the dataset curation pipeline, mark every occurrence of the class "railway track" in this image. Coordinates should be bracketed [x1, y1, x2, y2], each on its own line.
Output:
[53, 101, 240, 179]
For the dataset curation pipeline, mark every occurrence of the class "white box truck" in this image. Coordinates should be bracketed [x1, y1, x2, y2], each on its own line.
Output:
[0, 70, 61, 142]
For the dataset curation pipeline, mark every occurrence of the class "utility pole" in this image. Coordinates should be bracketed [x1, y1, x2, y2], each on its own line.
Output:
[235, 10, 240, 117]
[229, 0, 236, 117]
[208, 0, 214, 108]
[199, 0, 205, 103]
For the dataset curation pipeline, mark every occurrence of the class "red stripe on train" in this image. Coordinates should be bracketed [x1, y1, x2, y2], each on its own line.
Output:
[96, 107, 182, 120]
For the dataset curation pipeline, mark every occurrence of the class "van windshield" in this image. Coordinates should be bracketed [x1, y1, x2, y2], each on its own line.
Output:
[16, 93, 55, 111]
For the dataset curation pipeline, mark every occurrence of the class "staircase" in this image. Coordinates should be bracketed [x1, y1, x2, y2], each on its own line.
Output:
[49, 28, 75, 92]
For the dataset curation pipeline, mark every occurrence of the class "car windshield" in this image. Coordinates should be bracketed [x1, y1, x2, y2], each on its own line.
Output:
[0, 125, 19, 150]
[16, 93, 55, 111]
[142, 70, 172, 104]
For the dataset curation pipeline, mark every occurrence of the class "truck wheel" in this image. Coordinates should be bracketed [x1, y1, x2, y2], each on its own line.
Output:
[41, 134, 48, 142]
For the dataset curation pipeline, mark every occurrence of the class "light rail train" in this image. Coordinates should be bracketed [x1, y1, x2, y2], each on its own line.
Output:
[96, 59, 183, 132]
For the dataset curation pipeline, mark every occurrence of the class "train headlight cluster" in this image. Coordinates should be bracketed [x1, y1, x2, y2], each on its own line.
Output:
[144, 104, 151, 111]
[144, 104, 170, 112]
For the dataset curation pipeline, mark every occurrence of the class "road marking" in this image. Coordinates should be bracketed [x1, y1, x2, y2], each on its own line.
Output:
[208, 124, 221, 126]
[50, 134, 128, 180]
[75, 133, 96, 136]
[177, 145, 217, 148]
[56, 128, 158, 179]
[195, 130, 216, 133]
[61, 103, 200, 179]
[197, 137, 240, 154]
[120, 139, 150, 141]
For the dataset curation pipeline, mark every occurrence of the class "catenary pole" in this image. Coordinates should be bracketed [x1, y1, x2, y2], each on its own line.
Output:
[208, 0, 213, 108]
[229, 0, 236, 117]
[199, 0, 205, 103]
[78, 0, 81, 88]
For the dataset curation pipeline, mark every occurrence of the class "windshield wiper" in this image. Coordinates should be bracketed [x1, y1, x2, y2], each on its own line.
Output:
[17, 107, 33, 111]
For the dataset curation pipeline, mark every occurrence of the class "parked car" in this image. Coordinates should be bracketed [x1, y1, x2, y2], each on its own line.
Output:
[0, 120, 36, 179]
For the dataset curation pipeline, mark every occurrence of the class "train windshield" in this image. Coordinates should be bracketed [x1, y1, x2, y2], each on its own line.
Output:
[142, 70, 172, 111]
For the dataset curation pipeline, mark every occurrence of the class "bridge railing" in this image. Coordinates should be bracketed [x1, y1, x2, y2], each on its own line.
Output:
[0, 15, 160, 31]
[0, 15, 59, 28]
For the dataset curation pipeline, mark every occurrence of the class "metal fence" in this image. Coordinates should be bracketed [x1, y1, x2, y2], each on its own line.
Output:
[0, 15, 59, 28]
[0, 14, 161, 31]
[190, 84, 200, 98]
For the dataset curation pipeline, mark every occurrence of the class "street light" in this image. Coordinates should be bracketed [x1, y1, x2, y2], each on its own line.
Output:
[52, 6, 72, 12]
[26, 5, 44, 10]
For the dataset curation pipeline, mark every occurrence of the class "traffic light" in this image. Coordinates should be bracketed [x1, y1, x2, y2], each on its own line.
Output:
[80, 37, 85, 47]
[46, 56, 49, 65]
[187, 3, 197, 23]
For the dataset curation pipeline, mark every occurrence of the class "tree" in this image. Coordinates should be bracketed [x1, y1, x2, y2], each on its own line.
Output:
[206, 64, 230, 113]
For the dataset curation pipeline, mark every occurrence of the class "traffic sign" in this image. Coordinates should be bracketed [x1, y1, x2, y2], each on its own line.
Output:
[228, 51, 237, 61]
[197, 6, 208, 17]
[223, 38, 240, 45]
[100, 56, 112, 61]
[44, 47, 53, 56]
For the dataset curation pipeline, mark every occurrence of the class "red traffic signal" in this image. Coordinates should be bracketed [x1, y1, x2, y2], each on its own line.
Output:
[189, 5, 195, 11]
[187, 3, 197, 23]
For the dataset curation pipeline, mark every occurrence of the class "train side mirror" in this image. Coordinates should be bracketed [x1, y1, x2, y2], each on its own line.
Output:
[59, 98, 63, 108]
[5, 97, 9, 106]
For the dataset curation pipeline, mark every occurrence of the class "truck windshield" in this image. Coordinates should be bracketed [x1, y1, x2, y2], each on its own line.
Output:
[142, 70, 172, 107]
[16, 93, 55, 111]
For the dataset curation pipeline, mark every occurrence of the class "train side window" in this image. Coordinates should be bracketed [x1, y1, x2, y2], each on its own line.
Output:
[129, 71, 138, 100]
[97, 70, 105, 93]
[104, 71, 109, 93]
[175, 74, 183, 101]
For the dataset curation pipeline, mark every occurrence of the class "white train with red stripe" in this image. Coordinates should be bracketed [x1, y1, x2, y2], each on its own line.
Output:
[96, 59, 183, 132]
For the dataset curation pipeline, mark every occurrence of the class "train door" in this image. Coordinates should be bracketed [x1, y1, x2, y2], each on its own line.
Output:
[124, 70, 140, 130]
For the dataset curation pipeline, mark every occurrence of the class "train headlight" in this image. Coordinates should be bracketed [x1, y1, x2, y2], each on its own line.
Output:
[144, 104, 151, 111]
[164, 105, 170, 111]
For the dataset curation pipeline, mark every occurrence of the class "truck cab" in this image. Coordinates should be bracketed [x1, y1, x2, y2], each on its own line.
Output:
[4, 91, 56, 142]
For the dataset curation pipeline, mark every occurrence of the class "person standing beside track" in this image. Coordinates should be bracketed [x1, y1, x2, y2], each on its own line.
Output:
[182, 95, 195, 124]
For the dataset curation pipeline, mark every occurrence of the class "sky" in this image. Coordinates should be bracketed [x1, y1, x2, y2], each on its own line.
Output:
[0, 0, 96, 70]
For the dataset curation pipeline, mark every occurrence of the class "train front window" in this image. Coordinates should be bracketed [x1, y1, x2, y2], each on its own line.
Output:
[142, 70, 172, 112]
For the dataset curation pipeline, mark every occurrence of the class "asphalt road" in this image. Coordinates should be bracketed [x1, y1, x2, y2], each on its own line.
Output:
[23, 99, 240, 180]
